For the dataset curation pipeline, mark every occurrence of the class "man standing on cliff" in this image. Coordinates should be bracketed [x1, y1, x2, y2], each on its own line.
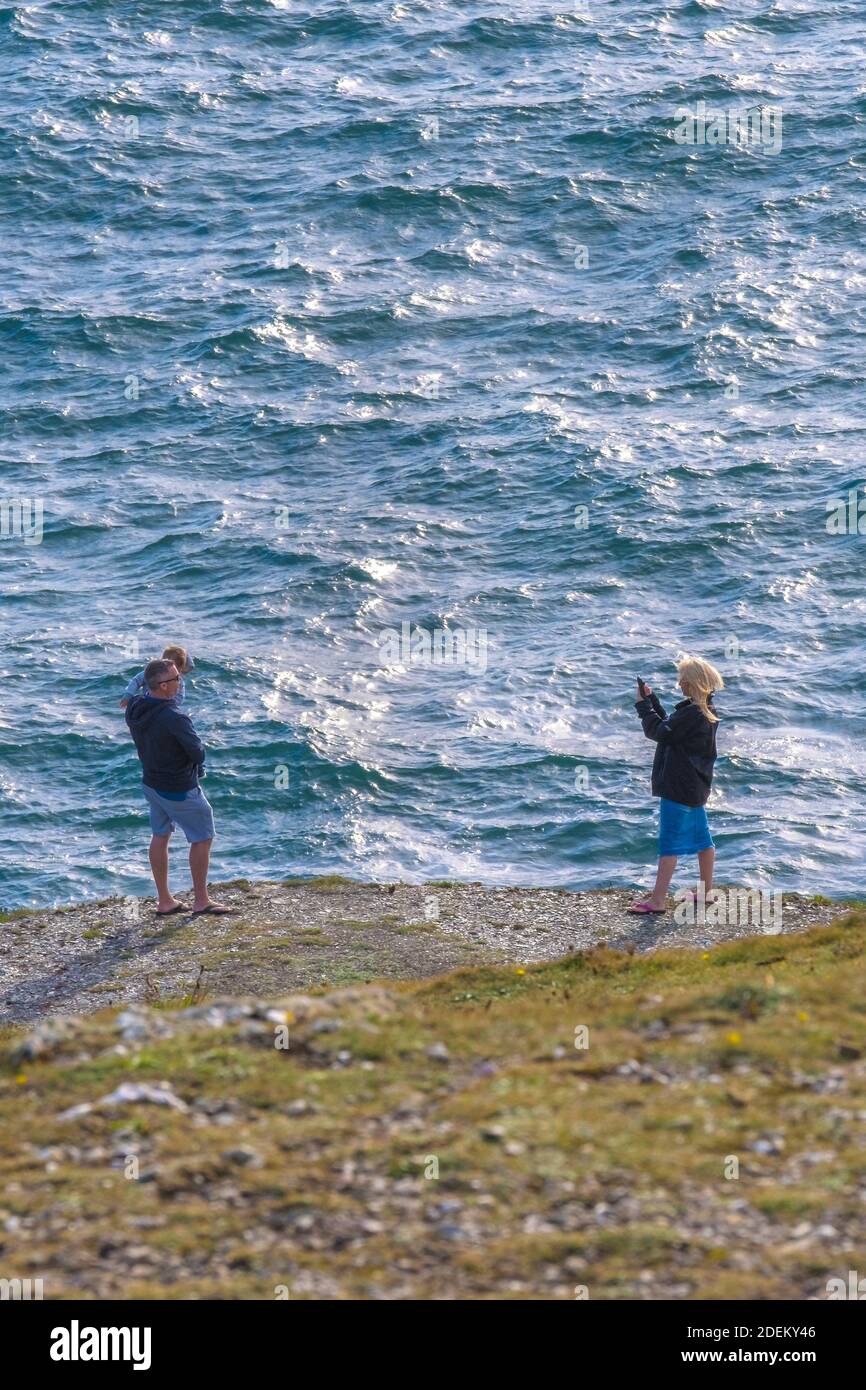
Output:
[125, 658, 231, 917]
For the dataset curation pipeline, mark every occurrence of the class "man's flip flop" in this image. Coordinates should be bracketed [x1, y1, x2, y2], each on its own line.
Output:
[626, 902, 667, 915]
[155, 904, 186, 917]
[190, 905, 236, 917]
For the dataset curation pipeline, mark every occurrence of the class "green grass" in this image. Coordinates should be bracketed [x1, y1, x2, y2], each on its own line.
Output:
[1, 912, 865, 1299]
[338, 916, 402, 930]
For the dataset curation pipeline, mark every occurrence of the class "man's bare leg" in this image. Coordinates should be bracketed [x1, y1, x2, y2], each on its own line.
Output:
[149, 834, 181, 914]
[189, 838, 230, 913]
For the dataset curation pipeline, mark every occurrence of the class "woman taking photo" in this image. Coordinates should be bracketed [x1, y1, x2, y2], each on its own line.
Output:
[629, 656, 724, 916]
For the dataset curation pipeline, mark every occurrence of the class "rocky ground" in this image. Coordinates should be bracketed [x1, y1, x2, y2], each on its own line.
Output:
[1, 906, 865, 1299]
[1, 879, 862, 1300]
[0, 876, 844, 1025]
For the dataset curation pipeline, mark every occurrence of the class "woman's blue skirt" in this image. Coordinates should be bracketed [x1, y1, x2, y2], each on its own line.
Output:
[658, 797, 713, 857]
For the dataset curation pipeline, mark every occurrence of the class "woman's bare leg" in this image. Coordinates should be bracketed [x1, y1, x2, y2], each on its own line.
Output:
[698, 847, 714, 896]
[644, 855, 677, 910]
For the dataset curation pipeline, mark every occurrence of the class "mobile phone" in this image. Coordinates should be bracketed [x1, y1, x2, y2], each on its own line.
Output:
[636, 675, 648, 698]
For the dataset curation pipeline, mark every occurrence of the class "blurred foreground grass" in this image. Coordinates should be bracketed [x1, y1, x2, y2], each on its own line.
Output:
[1, 911, 864, 1299]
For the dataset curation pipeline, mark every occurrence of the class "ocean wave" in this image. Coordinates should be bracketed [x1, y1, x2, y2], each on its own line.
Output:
[2, 0, 866, 902]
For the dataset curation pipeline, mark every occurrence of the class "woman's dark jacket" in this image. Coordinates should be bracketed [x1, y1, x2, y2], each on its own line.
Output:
[635, 692, 718, 808]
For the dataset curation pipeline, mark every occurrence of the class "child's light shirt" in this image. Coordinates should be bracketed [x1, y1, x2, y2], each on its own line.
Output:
[124, 670, 186, 706]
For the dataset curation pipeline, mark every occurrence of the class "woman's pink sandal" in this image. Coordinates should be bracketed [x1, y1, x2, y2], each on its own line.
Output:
[626, 901, 667, 915]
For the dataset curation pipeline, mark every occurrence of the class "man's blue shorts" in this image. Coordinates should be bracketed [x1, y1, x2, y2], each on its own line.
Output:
[142, 785, 215, 843]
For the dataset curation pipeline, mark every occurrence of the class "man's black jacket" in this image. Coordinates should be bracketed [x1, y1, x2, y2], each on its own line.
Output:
[125, 693, 206, 794]
[635, 693, 718, 808]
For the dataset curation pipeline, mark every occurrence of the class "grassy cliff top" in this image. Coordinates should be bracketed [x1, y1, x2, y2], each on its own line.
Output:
[1, 903, 865, 1299]
[0, 877, 843, 1025]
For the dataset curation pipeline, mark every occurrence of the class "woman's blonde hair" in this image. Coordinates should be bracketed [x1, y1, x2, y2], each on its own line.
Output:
[677, 656, 723, 723]
[162, 644, 191, 674]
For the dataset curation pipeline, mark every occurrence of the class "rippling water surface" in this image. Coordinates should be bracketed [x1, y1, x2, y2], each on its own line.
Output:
[2, 1, 866, 906]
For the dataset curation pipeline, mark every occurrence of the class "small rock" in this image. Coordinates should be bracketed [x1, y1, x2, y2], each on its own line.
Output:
[102, 1082, 188, 1112]
[59, 1082, 188, 1120]
[221, 1147, 263, 1169]
[481, 1125, 505, 1143]
[237, 1020, 268, 1042]
[116, 1010, 151, 1042]
[437, 1224, 466, 1241]
[750, 1135, 784, 1156]
[192, 1097, 238, 1118]
[11, 1017, 76, 1063]
[430, 1200, 462, 1217]
[616, 1059, 641, 1076]
[426, 1042, 450, 1062]
[56, 1101, 95, 1121]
